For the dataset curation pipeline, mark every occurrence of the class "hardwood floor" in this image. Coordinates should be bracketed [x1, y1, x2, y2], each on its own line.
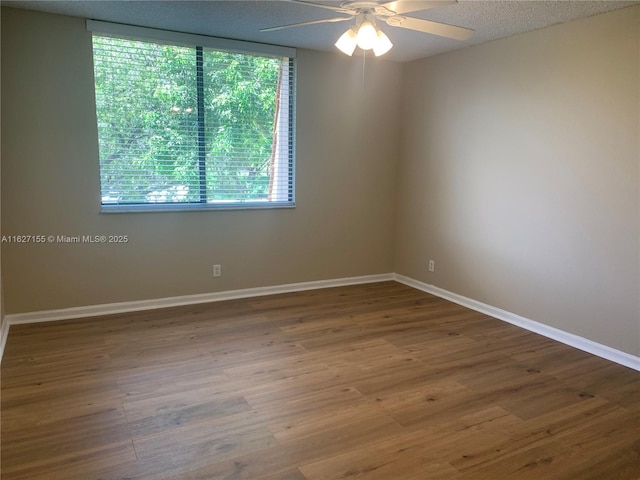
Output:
[1, 281, 638, 479]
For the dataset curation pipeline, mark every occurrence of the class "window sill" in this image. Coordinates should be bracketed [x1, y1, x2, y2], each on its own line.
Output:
[100, 202, 296, 213]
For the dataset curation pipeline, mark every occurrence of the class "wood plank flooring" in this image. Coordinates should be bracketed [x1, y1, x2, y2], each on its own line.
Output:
[1, 281, 639, 479]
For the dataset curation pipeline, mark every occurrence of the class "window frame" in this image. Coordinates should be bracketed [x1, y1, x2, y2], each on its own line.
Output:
[87, 20, 296, 213]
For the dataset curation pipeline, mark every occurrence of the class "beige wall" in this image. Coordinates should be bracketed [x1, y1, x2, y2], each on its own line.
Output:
[396, 6, 640, 356]
[1, 7, 401, 313]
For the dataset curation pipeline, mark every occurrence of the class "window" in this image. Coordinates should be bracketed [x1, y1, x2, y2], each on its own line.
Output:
[88, 21, 295, 211]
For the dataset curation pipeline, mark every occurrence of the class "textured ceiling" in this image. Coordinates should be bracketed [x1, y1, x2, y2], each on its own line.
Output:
[3, 0, 639, 62]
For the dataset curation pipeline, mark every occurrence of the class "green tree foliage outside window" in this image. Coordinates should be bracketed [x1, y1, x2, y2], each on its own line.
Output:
[92, 35, 293, 208]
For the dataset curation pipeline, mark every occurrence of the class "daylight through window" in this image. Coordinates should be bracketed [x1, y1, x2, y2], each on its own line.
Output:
[89, 22, 295, 211]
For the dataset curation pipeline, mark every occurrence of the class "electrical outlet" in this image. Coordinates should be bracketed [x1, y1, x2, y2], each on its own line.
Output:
[428, 260, 435, 272]
[213, 264, 221, 277]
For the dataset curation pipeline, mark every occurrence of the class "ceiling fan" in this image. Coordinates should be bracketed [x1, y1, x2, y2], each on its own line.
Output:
[261, 0, 474, 57]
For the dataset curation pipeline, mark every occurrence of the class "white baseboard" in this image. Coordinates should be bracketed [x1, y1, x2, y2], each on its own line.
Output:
[0, 318, 9, 363]
[394, 274, 640, 372]
[5, 273, 394, 326]
[0, 273, 393, 362]
[2, 272, 638, 372]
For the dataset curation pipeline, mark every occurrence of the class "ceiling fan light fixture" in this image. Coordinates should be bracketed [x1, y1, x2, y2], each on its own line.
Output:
[263, 0, 474, 58]
[335, 27, 358, 56]
[356, 20, 378, 50]
[335, 15, 394, 57]
[373, 29, 393, 56]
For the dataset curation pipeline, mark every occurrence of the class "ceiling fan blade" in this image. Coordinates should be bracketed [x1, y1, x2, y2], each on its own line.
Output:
[380, 1, 457, 15]
[386, 15, 474, 40]
[287, 0, 353, 14]
[261, 16, 353, 32]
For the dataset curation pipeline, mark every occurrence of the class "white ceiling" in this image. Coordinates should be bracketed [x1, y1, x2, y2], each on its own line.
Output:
[3, 0, 639, 62]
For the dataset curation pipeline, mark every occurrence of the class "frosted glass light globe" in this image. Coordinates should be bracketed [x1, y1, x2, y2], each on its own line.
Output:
[356, 21, 377, 50]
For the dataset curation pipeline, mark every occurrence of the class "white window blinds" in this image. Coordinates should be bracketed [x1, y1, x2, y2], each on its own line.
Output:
[88, 21, 296, 211]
